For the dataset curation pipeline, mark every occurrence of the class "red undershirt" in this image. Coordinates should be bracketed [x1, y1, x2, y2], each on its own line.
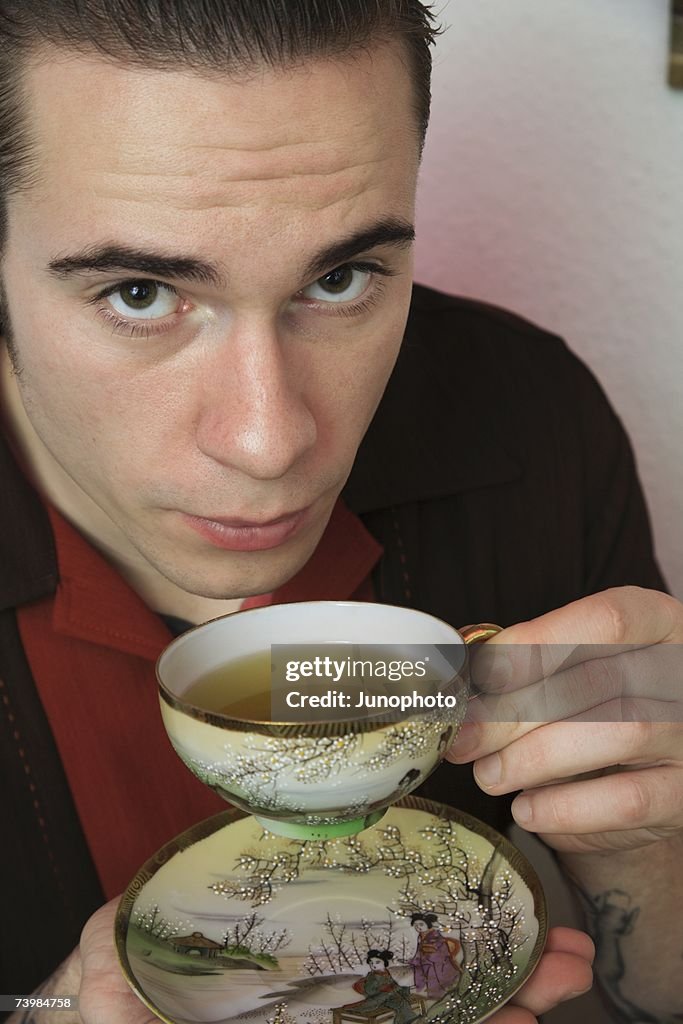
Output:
[17, 499, 382, 898]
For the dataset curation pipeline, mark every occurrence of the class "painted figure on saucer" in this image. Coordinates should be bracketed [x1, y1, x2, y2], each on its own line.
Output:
[409, 912, 463, 998]
[341, 950, 419, 1024]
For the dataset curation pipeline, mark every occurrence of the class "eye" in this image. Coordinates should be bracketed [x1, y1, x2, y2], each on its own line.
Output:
[106, 280, 182, 320]
[299, 264, 372, 304]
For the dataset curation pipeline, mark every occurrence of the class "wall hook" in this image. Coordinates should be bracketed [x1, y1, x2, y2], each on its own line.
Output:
[670, 0, 683, 87]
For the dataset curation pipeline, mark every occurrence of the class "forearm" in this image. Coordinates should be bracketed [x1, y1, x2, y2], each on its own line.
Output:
[559, 834, 683, 1022]
[6, 950, 82, 1024]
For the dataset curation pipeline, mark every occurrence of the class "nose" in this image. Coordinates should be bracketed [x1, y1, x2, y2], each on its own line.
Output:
[194, 319, 317, 480]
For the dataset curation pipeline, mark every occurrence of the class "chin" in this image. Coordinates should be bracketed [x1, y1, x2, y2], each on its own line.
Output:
[156, 542, 315, 601]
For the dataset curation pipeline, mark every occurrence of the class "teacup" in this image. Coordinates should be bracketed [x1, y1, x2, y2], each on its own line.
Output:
[157, 601, 498, 839]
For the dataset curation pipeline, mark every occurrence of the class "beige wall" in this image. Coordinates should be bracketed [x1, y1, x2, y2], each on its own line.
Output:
[415, 0, 683, 598]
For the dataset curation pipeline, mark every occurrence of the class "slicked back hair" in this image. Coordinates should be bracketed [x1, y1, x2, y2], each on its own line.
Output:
[0, 0, 440, 251]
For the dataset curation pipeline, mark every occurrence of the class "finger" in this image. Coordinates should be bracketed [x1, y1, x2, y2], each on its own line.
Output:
[506, 950, 593, 1016]
[469, 721, 682, 795]
[80, 899, 119, 972]
[480, 1006, 537, 1023]
[508, 766, 683, 840]
[80, 899, 159, 1024]
[469, 587, 682, 695]
[543, 926, 595, 963]
[470, 637, 683, 705]
[450, 644, 683, 761]
[487, 587, 681, 650]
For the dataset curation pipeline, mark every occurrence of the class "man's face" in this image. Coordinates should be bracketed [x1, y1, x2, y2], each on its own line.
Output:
[1, 43, 419, 599]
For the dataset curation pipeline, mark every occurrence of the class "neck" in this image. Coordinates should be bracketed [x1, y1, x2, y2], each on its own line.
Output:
[0, 348, 245, 623]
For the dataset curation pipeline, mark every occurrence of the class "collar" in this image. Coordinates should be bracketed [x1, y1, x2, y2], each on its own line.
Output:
[45, 505, 171, 659]
[0, 430, 58, 611]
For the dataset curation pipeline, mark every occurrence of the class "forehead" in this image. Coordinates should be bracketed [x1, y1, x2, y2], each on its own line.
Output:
[14, 44, 420, 255]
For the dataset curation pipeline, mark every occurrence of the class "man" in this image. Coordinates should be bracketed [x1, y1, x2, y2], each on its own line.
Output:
[0, 2, 681, 1023]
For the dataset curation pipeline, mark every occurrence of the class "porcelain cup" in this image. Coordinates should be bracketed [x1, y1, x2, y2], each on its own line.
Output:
[157, 601, 498, 839]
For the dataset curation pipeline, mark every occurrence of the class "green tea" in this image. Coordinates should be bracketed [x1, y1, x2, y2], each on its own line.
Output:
[185, 650, 273, 719]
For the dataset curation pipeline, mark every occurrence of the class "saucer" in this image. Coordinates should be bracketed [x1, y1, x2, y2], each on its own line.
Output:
[115, 797, 547, 1024]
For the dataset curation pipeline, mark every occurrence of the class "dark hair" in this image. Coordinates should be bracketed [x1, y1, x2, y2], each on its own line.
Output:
[0, 0, 441, 249]
[410, 911, 438, 927]
[366, 949, 393, 966]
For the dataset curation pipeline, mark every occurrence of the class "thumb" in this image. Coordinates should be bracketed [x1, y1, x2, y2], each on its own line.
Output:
[79, 898, 158, 1024]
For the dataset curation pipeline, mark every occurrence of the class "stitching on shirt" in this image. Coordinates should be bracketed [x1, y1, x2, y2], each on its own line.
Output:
[0, 674, 70, 913]
[60, 581, 163, 656]
[390, 510, 412, 602]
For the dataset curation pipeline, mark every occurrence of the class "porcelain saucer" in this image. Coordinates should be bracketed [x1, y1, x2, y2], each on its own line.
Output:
[115, 796, 547, 1024]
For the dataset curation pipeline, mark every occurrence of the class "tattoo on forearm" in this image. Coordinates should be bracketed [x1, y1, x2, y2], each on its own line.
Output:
[568, 880, 683, 1023]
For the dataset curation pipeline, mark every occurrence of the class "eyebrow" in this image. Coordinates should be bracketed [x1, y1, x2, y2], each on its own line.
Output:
[47, 244, 227, 288]
[46, 218, 415, 289]
[302, 218, 415, 279]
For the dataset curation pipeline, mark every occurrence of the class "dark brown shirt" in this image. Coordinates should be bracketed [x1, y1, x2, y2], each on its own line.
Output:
[0, 284, 666, 996]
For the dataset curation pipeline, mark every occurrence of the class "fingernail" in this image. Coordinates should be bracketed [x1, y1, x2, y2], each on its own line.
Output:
[447, 723, 480, 760]
[563, 984, 593, 1001]
[473, 752, 502, 788]
[512, 795, 533, 824]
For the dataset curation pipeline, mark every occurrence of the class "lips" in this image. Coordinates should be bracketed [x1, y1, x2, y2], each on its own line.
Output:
[207, 510, 303, 529]
[182, 506, 311, 552]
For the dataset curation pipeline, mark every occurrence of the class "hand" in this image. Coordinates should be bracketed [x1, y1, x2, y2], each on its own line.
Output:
[79, 898, 158, 1024]
[484, 927, 594, 1023]
[450, 586, 683, 853]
